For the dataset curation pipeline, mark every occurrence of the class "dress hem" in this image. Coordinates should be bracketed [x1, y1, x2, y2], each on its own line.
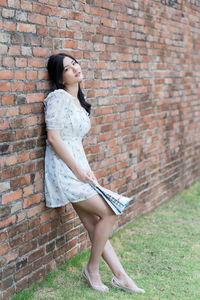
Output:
[45, 190, 98, 208]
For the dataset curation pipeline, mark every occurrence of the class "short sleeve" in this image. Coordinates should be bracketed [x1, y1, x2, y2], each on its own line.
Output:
[44, 90, 70, 130]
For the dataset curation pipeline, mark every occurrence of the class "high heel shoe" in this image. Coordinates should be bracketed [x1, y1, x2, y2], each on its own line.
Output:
[111, 276, 145, 293]
[82, 265, 109, 292]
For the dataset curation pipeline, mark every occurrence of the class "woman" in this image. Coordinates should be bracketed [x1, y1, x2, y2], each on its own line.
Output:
[44, 53, 145, 293]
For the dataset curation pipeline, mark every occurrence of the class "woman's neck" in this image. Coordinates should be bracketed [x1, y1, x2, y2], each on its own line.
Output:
[65, 84, 79, 99]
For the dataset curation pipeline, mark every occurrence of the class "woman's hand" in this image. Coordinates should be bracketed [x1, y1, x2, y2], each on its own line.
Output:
[74, 168, 97, 184]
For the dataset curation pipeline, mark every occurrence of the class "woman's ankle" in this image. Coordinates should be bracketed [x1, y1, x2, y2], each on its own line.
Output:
[87, 263, 99, 275]
[114, 270, 128, 281]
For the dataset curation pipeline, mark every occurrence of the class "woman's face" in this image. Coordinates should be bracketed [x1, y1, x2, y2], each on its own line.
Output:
[62, 56, 83, 87]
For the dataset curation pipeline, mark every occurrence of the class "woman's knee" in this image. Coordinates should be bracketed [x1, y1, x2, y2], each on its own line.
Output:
[103, 213, 118, 224]
[86, 215, 100, 236]
[73, 194, 118, 220]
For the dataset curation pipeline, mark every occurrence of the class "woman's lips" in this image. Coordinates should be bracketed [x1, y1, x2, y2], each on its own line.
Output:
[75, 72, 81, 77]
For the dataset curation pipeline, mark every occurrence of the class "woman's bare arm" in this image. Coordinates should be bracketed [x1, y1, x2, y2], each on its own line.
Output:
[47, 130, 95, 183]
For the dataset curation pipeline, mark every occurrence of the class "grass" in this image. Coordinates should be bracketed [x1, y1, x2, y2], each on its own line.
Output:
[11, 180, 200, 300]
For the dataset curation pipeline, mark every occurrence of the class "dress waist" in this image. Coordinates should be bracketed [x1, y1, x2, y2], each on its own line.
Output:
[46, 136, 82, 146]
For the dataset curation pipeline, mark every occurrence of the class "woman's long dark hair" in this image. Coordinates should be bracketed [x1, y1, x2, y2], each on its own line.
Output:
[47, 53, 91, 114]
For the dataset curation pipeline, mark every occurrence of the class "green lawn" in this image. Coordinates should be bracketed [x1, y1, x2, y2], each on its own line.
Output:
[12, 180, 200, 300]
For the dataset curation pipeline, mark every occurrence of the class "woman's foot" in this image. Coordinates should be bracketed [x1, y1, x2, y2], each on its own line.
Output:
[82, 265, 109, 292]
[111, 272, 145, 293]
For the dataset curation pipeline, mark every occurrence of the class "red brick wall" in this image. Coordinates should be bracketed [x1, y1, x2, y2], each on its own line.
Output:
[1, 0, 200, 298]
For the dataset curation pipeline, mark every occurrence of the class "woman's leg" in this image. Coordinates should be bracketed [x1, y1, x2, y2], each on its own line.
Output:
[72, 205, 125, 275]
[72, 194, 117, 288]
[73, 200, 144, 291]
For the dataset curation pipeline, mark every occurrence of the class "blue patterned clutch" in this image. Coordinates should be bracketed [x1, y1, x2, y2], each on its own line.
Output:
[89, 182, 133, 215]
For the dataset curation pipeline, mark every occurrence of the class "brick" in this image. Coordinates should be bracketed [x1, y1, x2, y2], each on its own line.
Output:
[0, 207, 11, 219]
[26, 93, 44, 103]
[14, 70, 26, 80]
[36, 81, 49, 91]
[3, 21, 16, 31]
[8, 222, 28, 238]
[24, 34, 42, 46]
[28, 217, 40, 229]
[27, 70, 37, 80]
[16, 128, 38, 140]
[38, 234, 48, 246]
[28, 58, 45, 68]
[11, 81, 23, 92]
[32, 2, 52, 15]
[0, 182, 10, 193]
[21, 46, 32, 56]
[16, 151, 29, 164]
[1, 94, 14, 105]
[45, 260, 56, 274]
[21, 228, 38, 243]
[2, 264, 15, 279]
[24, 194, 42, 208]
[8, 0, 20, 8]
[46, 241, 55, 253]
[10, 175, 30, 189]
[39, 210, 57, 224]
[27, 202, 45, 218]
[21, 0, 32, 11]
[40, 223, 51, 235]
[5, 154, 18, 166]
[2, 57, 14, 67]
[11, 201, 22, 214]
[64, 40, 78, 49]
[0, 232, 7, 243]
[28, 248, 44, 263]
[60, 211, 76, 224]
[1, 166, 22, 180]
[15, 57, 27, 68]
[15, 265, 32, 281]
[2, 9, 15, 19]
[2, 189, 22, 205]
[22, 161, 36, 173]
[0, 44, 8, 54]
[17, 23, 36, 33]
[7, 250, 18, 264]
[8, 45, 20, 56]
[19, 240, 37, 257]
[0, 0, 7, 6]
[2, 286, 15, 300]
[15, 277, 29, 293]
[16, 10, 27, 21]
[0, 215, 16, 230]
[28, 267, 45, 284]
[0, 132, 15, 144]
[28, 13, 46, 25]
[18, 106, 30, 116]
[1, 276, 13, 291]
[0, 130, 14, 144]
[16, 211, 26, 223]
[33, 47, 49, 57]
[11, 32, 23, 44]
[24, 82, 35, 92]
[31, 103, 44, 114]
[0, 82, 10, 92]
[38, 26, 48, 36]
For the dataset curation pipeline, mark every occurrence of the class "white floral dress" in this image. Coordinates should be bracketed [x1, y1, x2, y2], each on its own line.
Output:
[43, 89, 98, 208]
